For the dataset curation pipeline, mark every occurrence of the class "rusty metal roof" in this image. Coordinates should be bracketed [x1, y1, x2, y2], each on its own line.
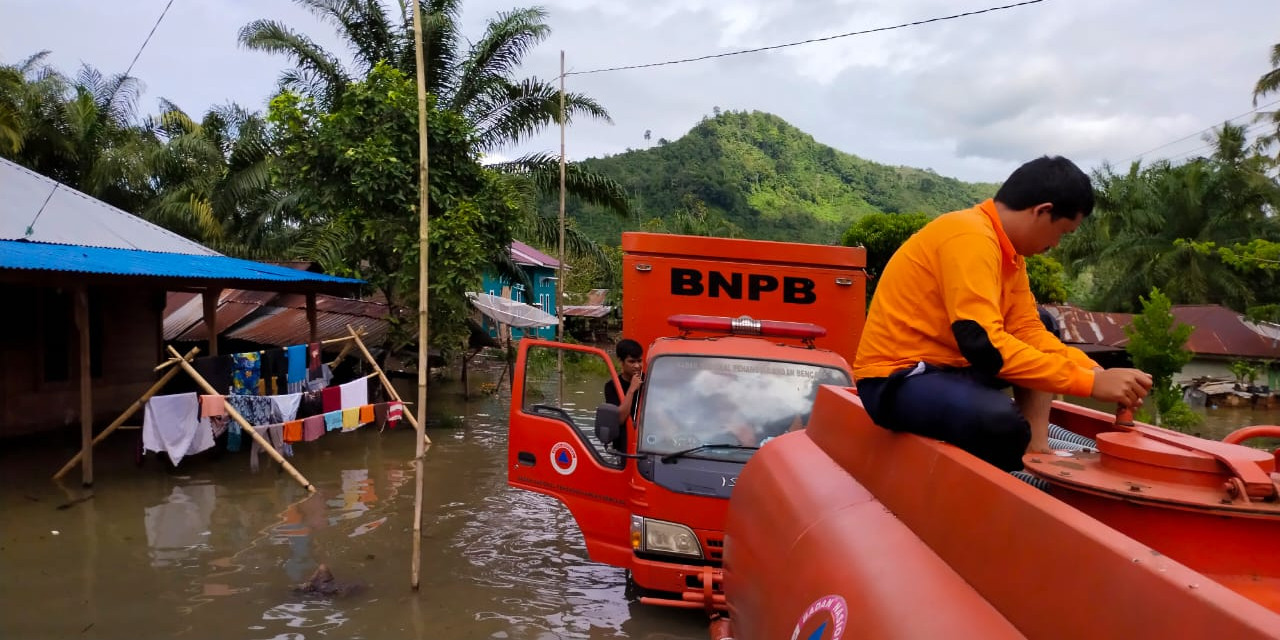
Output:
[225, 306, 389, 347]
[1171, 305, 1280, 360]
[1044, 303, 1280, 360]
[1042, 304, 1132, 347]
[163, 289, 389, 347]
[563, 305, 613, 318]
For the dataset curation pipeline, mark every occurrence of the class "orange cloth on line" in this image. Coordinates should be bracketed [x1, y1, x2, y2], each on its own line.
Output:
[853, 199, 1099, 397]
[359, 404, 374, 425]
[283, 420, 303, 443]
[198, 395, 225, 418]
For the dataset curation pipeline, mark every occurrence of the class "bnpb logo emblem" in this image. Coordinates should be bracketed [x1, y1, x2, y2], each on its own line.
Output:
[550, 442, 578, 475]
[790, 594, 848, 640]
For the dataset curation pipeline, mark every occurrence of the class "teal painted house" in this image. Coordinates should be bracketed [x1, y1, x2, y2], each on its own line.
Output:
[479, 240, 563, 340]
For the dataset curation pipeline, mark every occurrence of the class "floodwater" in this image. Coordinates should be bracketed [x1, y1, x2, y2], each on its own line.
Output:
[5, 365, 1279, 640]
[0, 363, 709, 640]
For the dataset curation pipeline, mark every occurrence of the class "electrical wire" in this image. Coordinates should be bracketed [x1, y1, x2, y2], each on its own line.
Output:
[123, 0, 177, 80]
[564, 0, 1048, 77]
[1124, 98, 1280, 163]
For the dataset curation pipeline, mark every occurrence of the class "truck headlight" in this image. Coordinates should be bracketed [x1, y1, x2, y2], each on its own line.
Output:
[631, 515, 703, 559]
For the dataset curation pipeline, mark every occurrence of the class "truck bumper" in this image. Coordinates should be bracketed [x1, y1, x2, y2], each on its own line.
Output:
[631, 558, 725, 612]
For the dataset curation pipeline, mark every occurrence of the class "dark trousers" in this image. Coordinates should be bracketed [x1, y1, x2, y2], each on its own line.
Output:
[856, 364, 1031, 472]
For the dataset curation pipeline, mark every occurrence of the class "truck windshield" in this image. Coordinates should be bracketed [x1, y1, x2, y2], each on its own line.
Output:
[636, 355, 851, 460]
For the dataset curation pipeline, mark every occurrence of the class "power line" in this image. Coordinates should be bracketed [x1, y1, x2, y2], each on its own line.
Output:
[1125, 98, 1280, 163]
[1162, 120, 1272, 164]
[565, 0, 1049, 77]
[123, 0, 177, 80]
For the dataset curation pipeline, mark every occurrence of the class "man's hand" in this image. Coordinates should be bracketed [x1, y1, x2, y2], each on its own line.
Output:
[1026, 439, 1055, 455]
[1090, 368, 1153, 407]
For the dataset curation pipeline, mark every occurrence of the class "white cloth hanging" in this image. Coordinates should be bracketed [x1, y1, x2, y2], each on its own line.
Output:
[143, 392, 209, 466]
[339, 378, 367, 410]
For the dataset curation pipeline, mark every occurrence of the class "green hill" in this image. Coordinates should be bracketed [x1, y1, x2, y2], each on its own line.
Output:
[564, 110, 999, 245]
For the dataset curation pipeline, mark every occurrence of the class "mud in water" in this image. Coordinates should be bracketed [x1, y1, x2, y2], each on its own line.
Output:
[0, 363, 709, 639]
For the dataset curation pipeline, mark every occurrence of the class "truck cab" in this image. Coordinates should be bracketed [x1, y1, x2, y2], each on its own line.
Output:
[506, 232, 866, 610]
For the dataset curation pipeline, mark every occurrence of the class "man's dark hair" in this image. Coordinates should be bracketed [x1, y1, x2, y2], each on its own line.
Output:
[994, 155, 1094, 220]
[616, 338, 642, 360]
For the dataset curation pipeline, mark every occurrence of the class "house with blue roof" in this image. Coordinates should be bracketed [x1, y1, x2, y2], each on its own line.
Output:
[0, 157, 363, 482]
[479, 240, 563, 341]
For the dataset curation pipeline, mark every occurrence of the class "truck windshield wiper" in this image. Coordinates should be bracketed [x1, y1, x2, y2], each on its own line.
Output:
[660, 444, 759, 464]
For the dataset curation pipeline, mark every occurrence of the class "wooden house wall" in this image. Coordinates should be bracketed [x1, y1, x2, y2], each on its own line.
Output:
[0, 284, 163, 437]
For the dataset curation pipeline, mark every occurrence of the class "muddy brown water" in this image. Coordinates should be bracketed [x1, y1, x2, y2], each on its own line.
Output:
[4, 366, 1278, 640]
[0, 368, 708, 640]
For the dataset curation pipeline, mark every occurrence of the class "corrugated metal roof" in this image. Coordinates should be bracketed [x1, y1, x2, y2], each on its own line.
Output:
[1, 240, 363, 286]
[225, 306, 388, 347]
[1172, 305, 1280, 359]
[1045, 303, 1280, 360]
[0, 157, 217, 255]
[563, 305, 613, 318]
[510, 239, 562, 269]
[1043, 304, 1132, 346]
[163, 289, 389, 346]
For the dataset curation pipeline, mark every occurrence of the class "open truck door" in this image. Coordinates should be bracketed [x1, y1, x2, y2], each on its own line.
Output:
[508, 339, 633, 567]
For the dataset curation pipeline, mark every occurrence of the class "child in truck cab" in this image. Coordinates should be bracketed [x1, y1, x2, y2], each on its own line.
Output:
[603, 338, 644, 451]
[853, 156, 1153, 472]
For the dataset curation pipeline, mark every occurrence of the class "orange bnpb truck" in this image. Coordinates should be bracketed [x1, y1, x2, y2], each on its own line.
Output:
[506, 232, 866, 610]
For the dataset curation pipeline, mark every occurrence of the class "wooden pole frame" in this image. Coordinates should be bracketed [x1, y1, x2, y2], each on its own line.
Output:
[53, 346, 201, 480]
[344, 325, 423, 436]
[165, 345, 315, 492]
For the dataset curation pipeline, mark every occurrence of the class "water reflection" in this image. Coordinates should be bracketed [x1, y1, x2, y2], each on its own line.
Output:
[145, 484, 217, 567]
[0, 369, 713, 640]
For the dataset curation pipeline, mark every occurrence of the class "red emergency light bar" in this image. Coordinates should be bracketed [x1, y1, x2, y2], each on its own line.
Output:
[667, 314, 827, 340]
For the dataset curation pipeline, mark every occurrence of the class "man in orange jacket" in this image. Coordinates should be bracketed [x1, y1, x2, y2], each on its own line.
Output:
[853, 156, 1152, 471]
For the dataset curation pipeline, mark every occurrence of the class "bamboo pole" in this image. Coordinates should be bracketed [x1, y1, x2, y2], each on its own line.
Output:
[166, 345, 315, 493]
[53, 347, 201, 480]
[320, 334, 357, 346]
[345, 325, 422, 435]
[410, 0, 431, 592]
[327, 334, 359, 369]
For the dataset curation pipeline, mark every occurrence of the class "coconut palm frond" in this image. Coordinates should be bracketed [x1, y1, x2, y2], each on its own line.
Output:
[450, 7, 550, 111]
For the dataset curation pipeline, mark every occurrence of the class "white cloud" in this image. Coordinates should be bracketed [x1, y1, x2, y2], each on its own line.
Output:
[3, 0, 1278, 184]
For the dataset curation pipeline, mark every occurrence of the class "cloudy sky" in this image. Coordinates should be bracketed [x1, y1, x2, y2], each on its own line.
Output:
[5, 0, 1279, 182]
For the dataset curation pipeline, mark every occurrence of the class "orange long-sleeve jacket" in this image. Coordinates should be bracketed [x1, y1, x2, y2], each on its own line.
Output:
[853, 199, 1099, 397]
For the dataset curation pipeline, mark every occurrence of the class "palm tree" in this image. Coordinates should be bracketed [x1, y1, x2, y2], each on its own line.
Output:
[146, 102, 294, 256]
[240, 1, 609, 155]
[241, 0, 631, 281]
[1254, 42, 1280, 152]
[1059, 123, 1280, 312]
[2, 56, 157, 212]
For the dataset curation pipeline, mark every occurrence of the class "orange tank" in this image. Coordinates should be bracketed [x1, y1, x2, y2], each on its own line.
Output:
[718, 387, 1280, 639]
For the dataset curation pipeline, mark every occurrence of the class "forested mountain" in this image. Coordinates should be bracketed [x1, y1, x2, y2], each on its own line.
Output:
[561, 110, 1000, 245]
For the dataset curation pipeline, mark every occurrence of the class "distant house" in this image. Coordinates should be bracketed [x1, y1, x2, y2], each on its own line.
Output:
[1043, 303, 1280, 386]
[0, 157, 362, 482]
[479, 240, 563, 341]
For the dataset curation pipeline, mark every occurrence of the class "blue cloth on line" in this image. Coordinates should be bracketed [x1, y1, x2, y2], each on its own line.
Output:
[286, 344, 307, 384]
[323, 411, 344, 432]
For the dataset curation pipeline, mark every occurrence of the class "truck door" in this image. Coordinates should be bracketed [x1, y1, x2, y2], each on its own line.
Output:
[508, 339, 633, 568]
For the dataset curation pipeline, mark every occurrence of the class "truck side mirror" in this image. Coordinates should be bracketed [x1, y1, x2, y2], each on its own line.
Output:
[595, 404, 621, 448]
